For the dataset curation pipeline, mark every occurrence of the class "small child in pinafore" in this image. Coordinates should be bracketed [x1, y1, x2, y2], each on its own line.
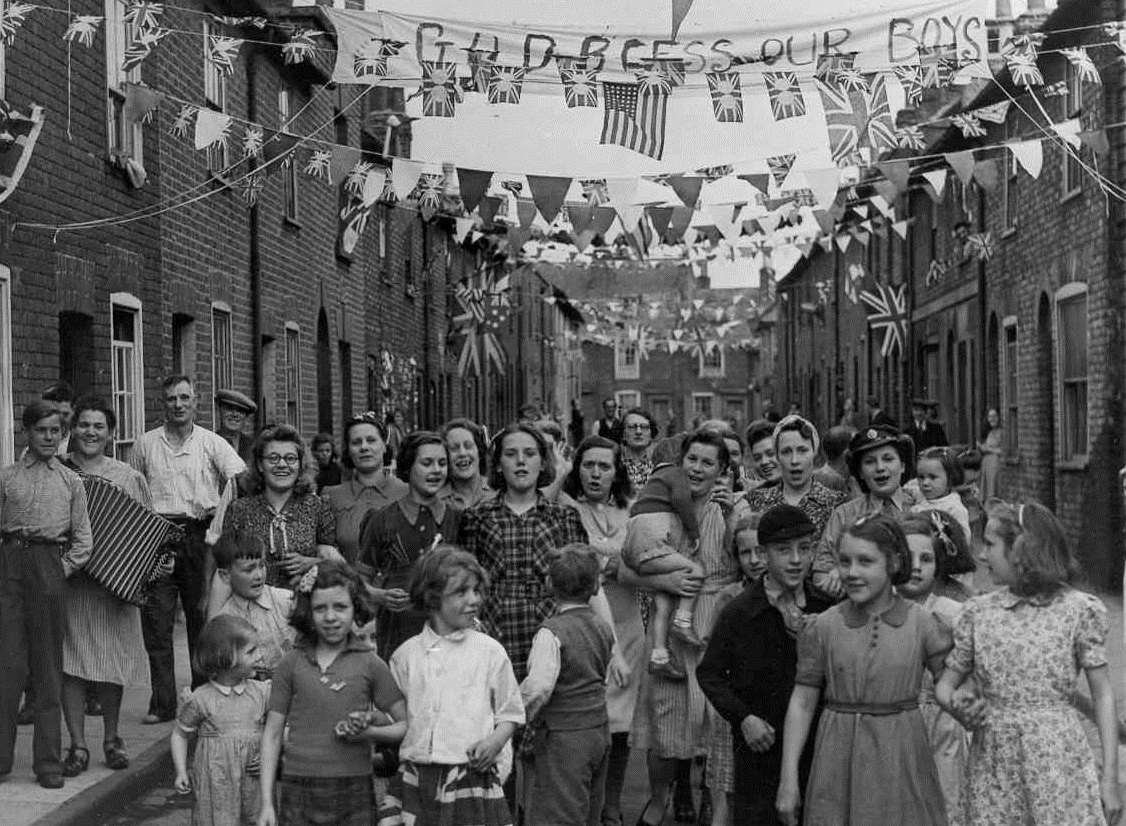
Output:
[378, 545, 524, 826]
[171, 615, 269, 826]
[520, 543, 615, 826]
[935, 501, 1121, 826]
[623, 435, 703, 678]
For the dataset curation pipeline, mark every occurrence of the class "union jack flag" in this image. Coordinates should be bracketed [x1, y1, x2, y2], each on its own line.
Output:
[951, 112, 985, 138]
[764, 71, 805, 120]
[556, 57, 598, 108]
[352, 37, 403, 79]
[466, 48, 496, 93]
[918, 44, 958, 89]
[706, 71, 742, 122]
[894, 64, 925, 107]
[816, 72, 897, 166]
[600, 80, 669, 159]
[815, 52, 855, 86]
[641, 57, 685, 87]
[421, 61, 460, 117]
[487, 65, 525, 104]
[766, 153, 795, 189]
[338, 194, 372, 257]
[860, 282, 908, 358]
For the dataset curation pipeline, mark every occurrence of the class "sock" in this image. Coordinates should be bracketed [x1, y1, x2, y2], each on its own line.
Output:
[673, 609, 693, 627]
[650, 647, 670, 664]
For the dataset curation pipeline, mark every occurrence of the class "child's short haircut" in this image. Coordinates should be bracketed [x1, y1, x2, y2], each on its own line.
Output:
[193, 614, 257, 680]
[288, 559, 372, 641]
[650, 434, 686, 466]
[548, 543, 601, 602]
[212, 533, 266, 569]
[822, 426, 853, 463]
[917, 446, 965, 489]
[983, 499, 1078, 598]
[409, 544, 489, 613]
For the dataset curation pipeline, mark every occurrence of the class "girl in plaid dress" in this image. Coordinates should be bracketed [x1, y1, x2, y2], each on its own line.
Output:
[458, 423, 587, 682]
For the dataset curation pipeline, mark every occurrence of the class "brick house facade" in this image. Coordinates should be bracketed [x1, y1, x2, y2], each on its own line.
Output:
[0, 0, 501, 463]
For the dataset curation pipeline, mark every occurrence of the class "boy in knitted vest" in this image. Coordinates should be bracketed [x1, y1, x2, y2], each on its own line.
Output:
[521, 544, 614, 826]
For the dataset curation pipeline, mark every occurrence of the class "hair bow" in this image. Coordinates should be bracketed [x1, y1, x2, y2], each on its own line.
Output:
[297, 565, 319, 594]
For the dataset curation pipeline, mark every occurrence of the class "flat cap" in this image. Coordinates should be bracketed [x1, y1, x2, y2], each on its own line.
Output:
[757, 504, 817, 545]
[215, 388, 257, 414]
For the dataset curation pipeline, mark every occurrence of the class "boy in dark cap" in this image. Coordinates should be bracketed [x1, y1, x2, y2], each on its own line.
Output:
[697, 504, 832, 825]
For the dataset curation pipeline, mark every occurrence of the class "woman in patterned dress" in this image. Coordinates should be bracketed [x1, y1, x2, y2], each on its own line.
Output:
[222, 424, 338, 590]
[60, 396, 151, 776]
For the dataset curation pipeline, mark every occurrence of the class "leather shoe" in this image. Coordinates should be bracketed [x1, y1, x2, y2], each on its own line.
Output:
[669, 622, 705, 649]
[16, 703, 33, 726]
[37, 773, 64, 789]
[141, 713, 173, 725]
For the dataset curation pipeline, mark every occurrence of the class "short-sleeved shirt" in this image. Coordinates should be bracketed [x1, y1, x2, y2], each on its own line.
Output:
[223, 493, 336, 588]
[209, 586, 295, 675]
[131, 425, 246, 518]
[0, 454, 93, 575]
[322, 476, 409, 563]
[811, 490, 915, 596]
[268, 638, 403, 778]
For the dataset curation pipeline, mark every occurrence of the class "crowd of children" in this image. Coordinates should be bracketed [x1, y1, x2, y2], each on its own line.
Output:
[162, 422, 1124, 826]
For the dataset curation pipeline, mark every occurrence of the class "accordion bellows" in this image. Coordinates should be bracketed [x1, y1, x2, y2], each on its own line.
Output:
[80, 473, 179, 604]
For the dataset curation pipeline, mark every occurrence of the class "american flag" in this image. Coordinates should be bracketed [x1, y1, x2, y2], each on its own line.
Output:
[859, 282, 908, 358]
[557, 57, 599, 108]
[816, 72, 896, 166]
[600, 80, 668, 160]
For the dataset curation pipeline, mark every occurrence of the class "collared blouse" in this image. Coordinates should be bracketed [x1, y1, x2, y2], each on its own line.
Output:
[323, 475, 409, 563]
[223, 492, 336, 588]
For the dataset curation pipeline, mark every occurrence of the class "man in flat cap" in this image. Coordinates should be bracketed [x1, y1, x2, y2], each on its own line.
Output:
[904, 399, 948, 453]
[215, 389, 257, 467]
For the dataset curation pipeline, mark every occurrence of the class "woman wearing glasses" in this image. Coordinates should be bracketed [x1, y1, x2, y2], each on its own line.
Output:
[222, 424, 339, 589]
[323, 413, 409, 564]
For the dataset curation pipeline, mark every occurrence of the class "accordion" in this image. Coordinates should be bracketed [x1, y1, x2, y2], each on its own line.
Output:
[80, 473, 180, 605]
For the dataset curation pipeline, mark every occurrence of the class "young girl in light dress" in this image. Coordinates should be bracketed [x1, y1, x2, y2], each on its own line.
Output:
[935, 501, 1121, 826]
[776, 513, 952, 826]
[378, 545, 524, 826]
[171, 615, 269, 826]
[899, 512, 974, 820]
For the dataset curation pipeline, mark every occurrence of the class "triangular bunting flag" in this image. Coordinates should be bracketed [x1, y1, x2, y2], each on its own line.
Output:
[507, 226, 531, 255]
[647, 206, 674, 239]
[667, 206, 693, 241]
[616, 204, 644, 231]
[738, 173, 771, 195]
[457, 167, 493, 213]
[193, 108, 231, 150]
[877, 160, 910, 194]
[803, 168, 841, 207]
[666, 175, 704, 208]
[525, 174, 572, 224]
[590, 205, 617, 237]
[569, 203, 595, 234]
[454, 216, 475, 241]
[605, 176, 639, 207]
[835, 233, 851, 252]
[1009, 140, 1042, 179]
[329, 146, 362, 188]
[362, 167, 386, 207]
[972, 159, 999, 191]
[671, 0, 694, 39]
[390, 157, 424, 199]
[261, 130, 298, 165]
[872, 179, 898, 206]
[945, 150, 976, 184]
[478, 195, 502, 227]
[891, 219, 909, 239]
[1079, 129, 1109, 155]
[921, 169, 947, 201]
[516, 199, 539, 228]
[122, 83, 163, 124]
[1051, 119, 1082, 148]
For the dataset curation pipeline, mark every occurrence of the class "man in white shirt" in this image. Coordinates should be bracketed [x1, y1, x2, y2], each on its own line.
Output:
[130, 375, 245, 723]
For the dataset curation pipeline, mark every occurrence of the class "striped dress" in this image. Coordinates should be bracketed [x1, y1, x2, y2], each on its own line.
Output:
[630, 500, 738, 759]
[62, 457, 150, 686]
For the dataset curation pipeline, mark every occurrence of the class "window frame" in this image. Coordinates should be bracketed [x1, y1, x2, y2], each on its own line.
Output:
[615, 390, 640, 412]
[1054, 284, 1088, 464]
[1001, 120, 1019, 234]
[691, 392, 714, 421]
[104, 0, 143, 163]
[0, 265, 11, 465]
[202, 18, 230, 174]
[278, 86, 300, 223]
[1001, 315, 1019, 460]
[210, 302, 233, 424]
[285, 322, 302, 430]
[614, 339, 640, 380]
[698, 344, 725, 379]
[1061, 62, 1083, 199]
[109, 292, 146, 462]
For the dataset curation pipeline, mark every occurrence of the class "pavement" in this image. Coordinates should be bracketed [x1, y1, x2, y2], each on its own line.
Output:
[1, 621, 191, 826]
[6, 592, 1126, 825]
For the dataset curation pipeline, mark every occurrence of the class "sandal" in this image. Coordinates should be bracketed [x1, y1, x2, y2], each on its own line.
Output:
[62, 746, 89, 777]
[104, 738, 129, 771]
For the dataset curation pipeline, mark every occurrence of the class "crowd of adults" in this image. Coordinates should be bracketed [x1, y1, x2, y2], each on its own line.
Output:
[0, 373, 1006, 824]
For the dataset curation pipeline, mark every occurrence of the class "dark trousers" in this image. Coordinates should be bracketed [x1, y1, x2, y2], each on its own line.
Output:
[0, 538, 67, 776]
[141, 520, 208, 719]
[526, 724, 610, 826]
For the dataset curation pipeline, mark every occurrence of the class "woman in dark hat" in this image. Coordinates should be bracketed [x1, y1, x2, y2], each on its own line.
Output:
[809, 424, 917, 599]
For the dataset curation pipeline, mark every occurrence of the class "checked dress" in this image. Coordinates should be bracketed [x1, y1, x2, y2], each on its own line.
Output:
[458, 494, 587, 680]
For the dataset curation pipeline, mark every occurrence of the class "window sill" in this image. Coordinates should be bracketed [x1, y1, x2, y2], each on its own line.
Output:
[208, 170, 234, 189]
[284, 215, 302, 230]
[1060, 188, 1082, 205]
[1055, 457, 1089, 472]
[1001, 226, 1017, 239]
